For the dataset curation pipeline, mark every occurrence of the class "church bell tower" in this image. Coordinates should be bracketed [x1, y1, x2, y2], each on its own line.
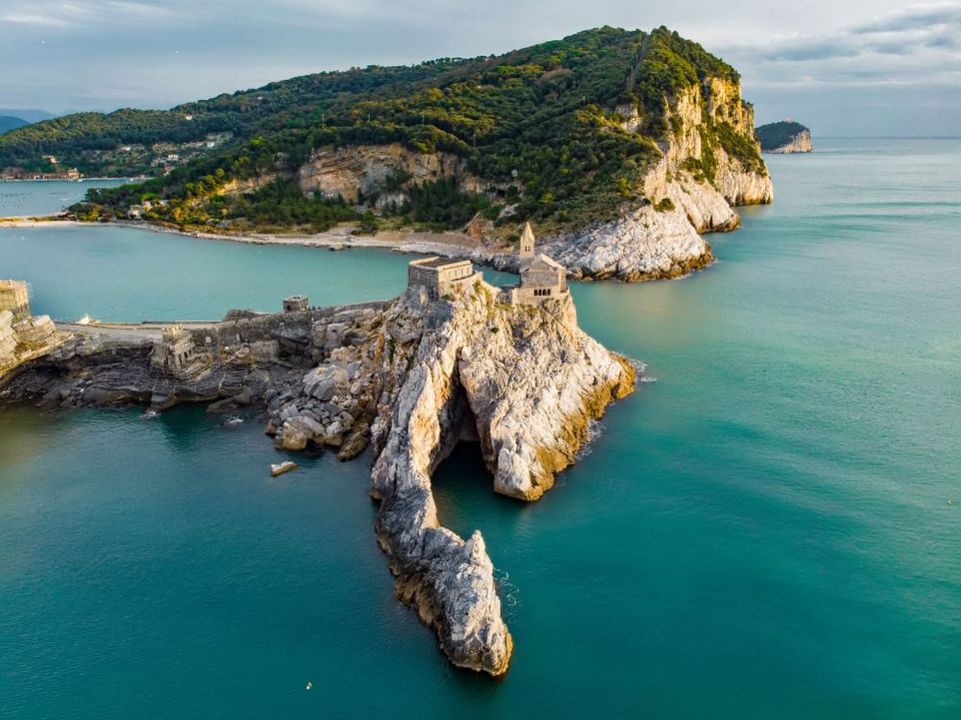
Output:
[519, 222, 535, 261]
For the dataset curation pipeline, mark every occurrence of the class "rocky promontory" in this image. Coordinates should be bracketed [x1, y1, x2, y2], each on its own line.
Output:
[0, 276, 635, 677]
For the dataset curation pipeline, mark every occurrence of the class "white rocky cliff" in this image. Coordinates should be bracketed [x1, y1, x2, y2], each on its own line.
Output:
[538, 79, 772, 281]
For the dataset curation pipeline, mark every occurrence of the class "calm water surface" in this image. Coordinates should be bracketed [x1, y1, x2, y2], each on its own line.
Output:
[1, 139, 959, 718]
[0, 179, 130, 217]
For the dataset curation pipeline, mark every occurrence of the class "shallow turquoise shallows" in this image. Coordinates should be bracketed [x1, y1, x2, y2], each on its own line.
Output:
[1, 139, 959, 719]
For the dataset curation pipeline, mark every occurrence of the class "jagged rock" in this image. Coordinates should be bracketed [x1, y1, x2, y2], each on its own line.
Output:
[303, 365, 349, 401]
[275, 420, 309, 451]
[369, 283, 634, 674]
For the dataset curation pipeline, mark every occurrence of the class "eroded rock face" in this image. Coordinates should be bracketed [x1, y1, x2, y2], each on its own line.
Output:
[297, 143, 485, 205]
[0, 282, 635, 678]
[528, 81, 771, 280]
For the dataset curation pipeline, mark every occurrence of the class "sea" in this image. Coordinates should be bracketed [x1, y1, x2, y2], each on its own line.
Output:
[1, 140, 959, 718]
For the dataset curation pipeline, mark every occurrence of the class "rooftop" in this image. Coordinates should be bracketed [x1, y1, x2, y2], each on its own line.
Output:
[410, 257, 472, 270]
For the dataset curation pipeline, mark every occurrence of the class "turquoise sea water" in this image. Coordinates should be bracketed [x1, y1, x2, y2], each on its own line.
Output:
[0, 179, 130, 218]
[1, 139, 959, 718]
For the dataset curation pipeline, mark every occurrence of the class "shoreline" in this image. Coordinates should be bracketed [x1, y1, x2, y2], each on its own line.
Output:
[0, 215, 491, 258]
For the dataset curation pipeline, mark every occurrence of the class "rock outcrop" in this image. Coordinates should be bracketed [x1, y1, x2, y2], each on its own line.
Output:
[0, 280, 635, 677]
[298, 143, 486, 207]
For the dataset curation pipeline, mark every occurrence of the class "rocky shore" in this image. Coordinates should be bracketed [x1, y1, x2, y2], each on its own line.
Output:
[0, 279, 635, 676]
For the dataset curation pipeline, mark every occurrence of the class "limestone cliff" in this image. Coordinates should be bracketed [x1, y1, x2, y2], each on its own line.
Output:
[0, 281, 634, 677]
[533, 78, 772, 281]
[298, 143, 485, 207]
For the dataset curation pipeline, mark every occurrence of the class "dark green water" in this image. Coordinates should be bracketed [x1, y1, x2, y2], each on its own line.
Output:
[1, 139, 959, 718]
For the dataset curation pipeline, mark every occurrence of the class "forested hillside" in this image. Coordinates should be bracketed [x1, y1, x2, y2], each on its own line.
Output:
[1, 27, 766, 234]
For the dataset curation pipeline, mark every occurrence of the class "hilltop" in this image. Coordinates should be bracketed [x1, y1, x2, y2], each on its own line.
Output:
[1, 27, 773, 280]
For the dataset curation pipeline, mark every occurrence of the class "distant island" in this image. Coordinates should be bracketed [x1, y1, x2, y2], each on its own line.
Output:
[1, 27, 773, 282]
[755, 120, 812, 154]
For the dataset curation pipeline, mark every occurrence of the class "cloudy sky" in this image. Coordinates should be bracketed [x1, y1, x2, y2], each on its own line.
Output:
[1, 0, 959, 135]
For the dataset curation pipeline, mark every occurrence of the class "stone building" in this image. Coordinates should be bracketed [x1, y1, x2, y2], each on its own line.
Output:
[283, 295, 310, 312]
[151, 325, 209, 381]
[407, 257, 480, 300]
[0, 280, 30, 318]
[501, 223, 568, 305]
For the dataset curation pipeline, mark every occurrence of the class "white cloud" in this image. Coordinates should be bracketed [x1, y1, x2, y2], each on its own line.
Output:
[719, 1, 961, 88]
[0, 13, 69, 26]
[0, 0, 171, 29]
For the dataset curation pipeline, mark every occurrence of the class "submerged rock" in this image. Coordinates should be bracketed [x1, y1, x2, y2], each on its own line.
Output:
[270, 461, 298, 477]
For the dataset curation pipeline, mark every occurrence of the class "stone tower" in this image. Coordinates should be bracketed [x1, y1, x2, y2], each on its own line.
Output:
[519, 222, 535, 262]
[0, 280, 30, 319]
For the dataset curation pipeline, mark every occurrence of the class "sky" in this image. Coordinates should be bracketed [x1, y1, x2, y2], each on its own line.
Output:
[0, 0, 959, 136]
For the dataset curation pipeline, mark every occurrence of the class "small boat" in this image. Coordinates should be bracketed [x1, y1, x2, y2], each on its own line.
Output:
[305, 681, 313, 690]
[270, 461, 298, 477]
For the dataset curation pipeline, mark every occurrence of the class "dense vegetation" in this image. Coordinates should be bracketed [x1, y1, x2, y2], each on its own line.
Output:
[755, 121, 809, 151]
[9, 27, 764, 232]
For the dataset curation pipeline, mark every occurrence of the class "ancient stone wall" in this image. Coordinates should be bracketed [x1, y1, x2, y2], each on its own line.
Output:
[0, 280, 30, 318]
